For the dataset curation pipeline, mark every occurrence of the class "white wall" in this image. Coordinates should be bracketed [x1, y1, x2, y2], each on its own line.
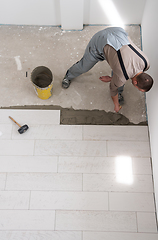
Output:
[60, 0, 83, 30]
[0, 0, 146, 27]
[84, 0, 146, 25]
[0, 0, 61, 26]
[141, 0, 158, 215]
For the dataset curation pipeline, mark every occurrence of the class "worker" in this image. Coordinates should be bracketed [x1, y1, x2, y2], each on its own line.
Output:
[62, 27, 153, 112]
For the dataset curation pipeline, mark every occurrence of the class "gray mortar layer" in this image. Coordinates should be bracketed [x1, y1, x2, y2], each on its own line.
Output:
[1, 105, 147, 126]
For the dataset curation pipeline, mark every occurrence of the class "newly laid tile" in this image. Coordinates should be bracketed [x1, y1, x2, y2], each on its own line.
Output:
[0, 124, 12, 139]
[83, 232, 158, 240]
[0, 231, 82, 240]
[56, 210, 137, 232]
[0, 191, 30, 209]
[30, 191, 108, 210]
[6, 173, 82, 191]
[132, 157, 152, 174]
[58, 156, 152, 174]
[0, 210, 55, 230]
[0, 156, 57, 172]
[0, 140, 34, 155]
[12, 125, 82, 140]
[109, 193, 155, 212]
[83, 126, 149, 141]
[83, 174, 153, 192]
[0, 173, 6, 190]
[58, 156, 114, 173]
[35, 140, 106, 156]
[137, 212, 158, 233]
[107, 141, 150, 157]
[0, 109, 60, 125]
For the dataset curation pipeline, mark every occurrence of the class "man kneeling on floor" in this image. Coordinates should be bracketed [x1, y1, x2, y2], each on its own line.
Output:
[62, 27, 153, 112]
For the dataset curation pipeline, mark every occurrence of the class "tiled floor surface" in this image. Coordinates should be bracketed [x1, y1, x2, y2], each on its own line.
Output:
[0, 109, 158, 240]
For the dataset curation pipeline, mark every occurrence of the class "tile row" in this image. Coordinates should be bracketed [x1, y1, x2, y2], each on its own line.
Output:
[0, 123, 149, 141]
[0, 139, 150, 157]
[0, 156, 152, 174]
[0, 173, 154, 192]
[0, 191, 155, 212]
[0, 231, 158, 240]
[55, 211, 157, 232]
[0, 110, 60, 125]
[0, 231, 81, 240]
[83, 232, 158, 240]
[0, 210, 157, 232]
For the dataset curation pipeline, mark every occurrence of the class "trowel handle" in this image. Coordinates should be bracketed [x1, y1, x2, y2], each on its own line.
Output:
[9, 116, 21, 128]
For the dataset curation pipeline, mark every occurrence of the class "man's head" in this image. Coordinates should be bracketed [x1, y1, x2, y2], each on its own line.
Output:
[132, 72, 154, 92]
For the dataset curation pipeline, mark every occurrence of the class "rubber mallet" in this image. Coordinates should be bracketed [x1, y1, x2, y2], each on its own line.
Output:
[9, 116, 29, 134]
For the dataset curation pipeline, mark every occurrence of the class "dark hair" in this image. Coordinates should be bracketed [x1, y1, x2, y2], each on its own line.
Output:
[136, 73, 154, 92]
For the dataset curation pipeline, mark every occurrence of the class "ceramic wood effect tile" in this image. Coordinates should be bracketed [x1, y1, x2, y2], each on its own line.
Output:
[109, 193, 155, 212]
[137, 212, 158, 233]
[0, 191, 30, 209]
[132, 157, 152, 174]
[0, 110, 60, 125]
[0, 156, 58, 172]
[0, 140, 34, 155]
[30, 191, 108, 210]
[12, 125, 82, 140]
[58, 156, 152, 174]
[83, 232, 158, 240]
[83, 126, 149, 141]
[6, 173, 82, 191]
[83, 174, 154, 192]
[0, 173, 6, 190]
[0, 231, 82, 240]
[58, 156, 113, 173]
[35, 140, 106, 156]
[55, 210, 137, 232]
[107, 141, 150, 157]
[0, 109, 157, 235]
[0, 210, 55, 230]
[0, 124, 12, 139]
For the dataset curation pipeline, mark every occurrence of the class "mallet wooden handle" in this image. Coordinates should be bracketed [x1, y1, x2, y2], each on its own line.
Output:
[9, 116, 21, 128]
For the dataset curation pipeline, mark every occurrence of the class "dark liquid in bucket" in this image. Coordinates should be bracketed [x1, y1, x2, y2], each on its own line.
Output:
[34, 73, 52, 88]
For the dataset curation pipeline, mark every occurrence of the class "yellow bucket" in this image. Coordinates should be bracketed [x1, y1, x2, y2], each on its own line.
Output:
[31, 66, 53, 100]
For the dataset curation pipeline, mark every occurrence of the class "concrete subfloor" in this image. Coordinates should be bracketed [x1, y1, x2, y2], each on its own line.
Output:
[0, 25, 147, 124]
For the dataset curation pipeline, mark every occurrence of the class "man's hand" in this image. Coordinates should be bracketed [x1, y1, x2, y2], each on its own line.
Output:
[114, 104, 122, 113]
[111, 94, 122, 112]
[99, 76, 112, 82]
[100, 77, 122, 112]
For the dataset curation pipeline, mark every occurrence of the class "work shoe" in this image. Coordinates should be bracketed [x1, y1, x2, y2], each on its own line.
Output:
[62, 77, 71, 89]
[118, 93, 124, 104]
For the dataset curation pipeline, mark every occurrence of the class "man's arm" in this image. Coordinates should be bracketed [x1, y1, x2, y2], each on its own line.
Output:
[99, 76, 122, 112]
[99, 76, 112, 82]
[111, 94, 122, 112]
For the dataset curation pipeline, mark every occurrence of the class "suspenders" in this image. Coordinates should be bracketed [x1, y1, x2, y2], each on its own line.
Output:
[117, 49, 129, 80]
[128, 44, 148, 71]
[117, 44, 148, 80]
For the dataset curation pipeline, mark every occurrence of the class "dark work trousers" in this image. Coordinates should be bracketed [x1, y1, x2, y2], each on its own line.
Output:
[118, 85, 125, 94]
[65, 40, 105, 80]
[66, 52, 125, 94]
[111, 71, 125, 94]
[65, 27, 129, 85]
[66, 42, 125, 95]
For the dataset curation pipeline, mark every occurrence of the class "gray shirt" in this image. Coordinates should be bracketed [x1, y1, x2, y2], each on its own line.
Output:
[87, 27, 130, 61]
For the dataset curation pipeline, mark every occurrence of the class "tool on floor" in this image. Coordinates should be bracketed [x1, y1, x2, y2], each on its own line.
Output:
[9, 116, 29, 134]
